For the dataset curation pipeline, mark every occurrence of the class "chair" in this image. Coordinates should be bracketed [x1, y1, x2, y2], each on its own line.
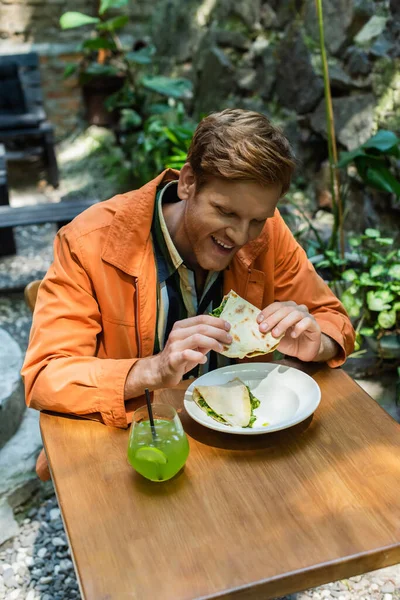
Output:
[0, 142, 16, 255]
[24, 279, 51, 481]
[0, 52, 59, 188]
[24, 279, 41, 313]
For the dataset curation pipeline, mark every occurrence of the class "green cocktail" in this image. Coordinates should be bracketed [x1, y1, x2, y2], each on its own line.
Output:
[127, 404, 189, 482]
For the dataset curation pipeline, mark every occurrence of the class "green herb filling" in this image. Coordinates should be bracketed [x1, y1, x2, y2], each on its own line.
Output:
[244, 385, 260, 428]
[210, 297, 228, 318]
[197, 395, 227, 424]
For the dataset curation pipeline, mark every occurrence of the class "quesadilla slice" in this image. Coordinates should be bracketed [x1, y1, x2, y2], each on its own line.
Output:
[211, 290, 283, 359]
[193, 378, 260, 428]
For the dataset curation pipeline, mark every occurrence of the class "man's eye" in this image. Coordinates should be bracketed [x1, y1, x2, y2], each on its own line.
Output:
[218, 207, 233, 217]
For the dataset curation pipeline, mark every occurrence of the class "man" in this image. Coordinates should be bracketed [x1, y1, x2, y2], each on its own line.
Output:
[22, 109, 355, 479]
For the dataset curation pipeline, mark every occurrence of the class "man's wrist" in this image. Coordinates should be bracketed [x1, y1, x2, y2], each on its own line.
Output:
[312, 333, 340, 363]
[124, 355, 161, 400]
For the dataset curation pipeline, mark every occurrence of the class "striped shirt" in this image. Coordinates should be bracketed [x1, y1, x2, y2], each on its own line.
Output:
[151, 180, 230, 376]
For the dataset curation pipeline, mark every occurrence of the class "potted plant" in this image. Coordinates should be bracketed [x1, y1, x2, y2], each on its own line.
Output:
[60, 0, 192, 128]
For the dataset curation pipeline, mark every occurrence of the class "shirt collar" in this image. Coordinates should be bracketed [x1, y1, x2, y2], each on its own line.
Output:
[157, 181, 183, 271]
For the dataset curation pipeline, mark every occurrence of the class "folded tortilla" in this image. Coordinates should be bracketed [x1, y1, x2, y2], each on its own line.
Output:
[211, 290, 283, 359]
[193, 378, 260, 428]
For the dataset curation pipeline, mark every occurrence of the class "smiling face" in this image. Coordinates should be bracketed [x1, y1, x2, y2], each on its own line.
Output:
[176, 164, 282, 272]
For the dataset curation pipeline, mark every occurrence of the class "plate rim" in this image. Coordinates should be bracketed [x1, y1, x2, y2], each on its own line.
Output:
[183, 362, 321, 435]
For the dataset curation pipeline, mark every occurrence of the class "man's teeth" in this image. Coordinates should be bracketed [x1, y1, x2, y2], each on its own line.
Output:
[212, 236, 233, 250]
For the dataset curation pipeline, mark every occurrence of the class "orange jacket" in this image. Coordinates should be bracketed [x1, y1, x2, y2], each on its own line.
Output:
[22, 169, 355, 430]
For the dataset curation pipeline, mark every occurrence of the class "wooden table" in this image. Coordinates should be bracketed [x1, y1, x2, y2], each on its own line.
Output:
[40, 361, 400, 600]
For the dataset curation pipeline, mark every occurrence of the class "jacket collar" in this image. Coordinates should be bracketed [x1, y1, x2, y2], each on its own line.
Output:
[102, 169, 179, 276]
[102, 170, 272, 276]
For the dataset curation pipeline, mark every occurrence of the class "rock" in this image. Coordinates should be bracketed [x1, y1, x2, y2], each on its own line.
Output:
[49, 508, 60, 521]
[214, 30, 250, 51]
[355, 15, 388, 44]
[7, 589, 21, 599]
[257, 45, 277, 100]
[370, 34, 394, 58]
[304, 0, 373, 55]
[51, 536, 66, 547]
[0, 498, 18, 546]
[310, 94, 375, 150]
[193, 46, 235, 116]
[151, 0, 203, 63]
[37, 547, 47, 559]
[260, 4, 278, 28]
[329, 63, 369, 91]
[382, 583, 395, 593]
[3, 566, 17, 588]
[275, 29, 323, 114]
[0, 407, 43, 509]
[0, 328, 25, 450]
[58, 558, 73, 572]
[345, 46, 371, 76]
[267, 0, 294, 28]
[24, 556, 34, 567]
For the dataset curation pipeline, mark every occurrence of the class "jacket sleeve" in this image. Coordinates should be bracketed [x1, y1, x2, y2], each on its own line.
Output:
[21, 227, 137, 428]
[272, 211, 355, 367]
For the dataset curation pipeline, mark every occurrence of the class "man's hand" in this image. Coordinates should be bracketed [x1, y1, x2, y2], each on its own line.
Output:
[124, 315, 232, 399]
[257, 301, 323, 362]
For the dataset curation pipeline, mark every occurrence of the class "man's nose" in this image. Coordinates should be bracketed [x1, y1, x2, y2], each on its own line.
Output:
[226, 222, 250, 247]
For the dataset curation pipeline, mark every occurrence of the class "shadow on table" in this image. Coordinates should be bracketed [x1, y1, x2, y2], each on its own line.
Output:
[182, 412, 317, 454]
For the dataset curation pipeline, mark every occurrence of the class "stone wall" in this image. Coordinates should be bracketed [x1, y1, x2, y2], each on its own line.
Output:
[0, 0, 153, 138]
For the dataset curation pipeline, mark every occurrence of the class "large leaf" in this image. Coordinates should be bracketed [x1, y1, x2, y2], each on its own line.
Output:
[97, 15, 129, 30]
[337, 148, 366, 168]
[362, 130, 400, 152]
[367, 290, 395, 311]
[389, 264, 400, 280]
[60, 12, 100, 29]
[364, 228, 380, 238]
[141, 76, 193, 99]
[378, 310, 396, 329]
[359, 272, 378, 286]
[370, 264, 385, 278]
[341, 291, 362, 318]
[84, 63, 120, 77]
[342, 269, 358, 282]
[125, 46, 156, 65]
[99, 0, 129, 15]
[360, 327, 375, 337]
[120, 108, 142, 130]
[82, 37, 117, 51]
[364, 165, 400, 196]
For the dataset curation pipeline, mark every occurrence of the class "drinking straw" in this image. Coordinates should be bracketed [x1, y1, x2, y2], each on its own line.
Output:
[145, 388, 157, 442]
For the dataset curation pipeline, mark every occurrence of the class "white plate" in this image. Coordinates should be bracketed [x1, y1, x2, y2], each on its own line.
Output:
[184, 362, 321, 435]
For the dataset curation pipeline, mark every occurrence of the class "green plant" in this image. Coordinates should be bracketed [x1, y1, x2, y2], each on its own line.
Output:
[59, 0, 192, 124]
[122, 103, 197, 186]
[318, 229, 400, 352]
[337, 130, 400, 197]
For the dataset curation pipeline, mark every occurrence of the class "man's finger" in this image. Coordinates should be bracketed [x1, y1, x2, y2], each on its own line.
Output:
[173, 314, 231, 331]
[291, 317, 320, 338]
[257, 301, 298, 323]
[269, 310, 313, 337]
[259, 306, 299, 333]
[169, 324, 232, 345]
[174, 333, 224, 354]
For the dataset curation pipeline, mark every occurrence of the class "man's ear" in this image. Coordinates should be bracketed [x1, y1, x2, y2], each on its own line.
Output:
[177, 163, 196, 201]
